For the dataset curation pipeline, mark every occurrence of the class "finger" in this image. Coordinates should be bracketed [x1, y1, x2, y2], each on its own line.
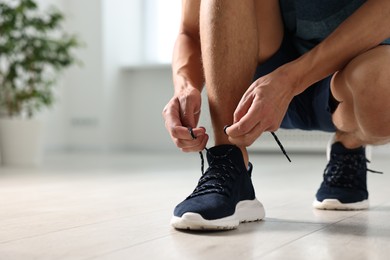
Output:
[181, 111, 200, 129]
[175, 134, 205, 150]
[226, 104, 262, 138]
[162, 98, 183, 131]
[163, 97, 204, 137]
[175, 132, 208, 150]
[181, 133, 209, 152]
[227, 122, 266, 147]
[179, 99, 201, 128]
[233, 88, 254, 124]
[188, 127, 197, 140]
[170, 126, 206, 141]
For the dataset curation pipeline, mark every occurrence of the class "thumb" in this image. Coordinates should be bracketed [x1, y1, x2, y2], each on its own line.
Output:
[233, 94, 253, 124]
[180, 104, 201, 128]
[181, 109, 201, 128]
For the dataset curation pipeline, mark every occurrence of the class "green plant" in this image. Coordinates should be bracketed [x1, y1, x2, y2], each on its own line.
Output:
[0, 0, 81, 118]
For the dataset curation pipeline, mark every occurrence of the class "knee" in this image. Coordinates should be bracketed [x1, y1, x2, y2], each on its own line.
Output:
[343, 45, 390, 96]
[361, 119, 390, 140]
[341, 46, 390, 139]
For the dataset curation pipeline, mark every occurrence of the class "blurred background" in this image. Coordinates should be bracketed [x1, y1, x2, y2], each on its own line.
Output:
[1, 2, 389, 258]
[4, 0, 389, 162]
[38, 0, 181, 154]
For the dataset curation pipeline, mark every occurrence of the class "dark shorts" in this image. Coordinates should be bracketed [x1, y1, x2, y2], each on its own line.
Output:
[253, 38, 338, 132]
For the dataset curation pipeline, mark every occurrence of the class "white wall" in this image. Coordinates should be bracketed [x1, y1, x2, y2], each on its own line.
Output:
[35, 0, 68, 149]
[43, 0, 177, 152]
[40, 0, 390, 156]
[42, 0, 106, 151]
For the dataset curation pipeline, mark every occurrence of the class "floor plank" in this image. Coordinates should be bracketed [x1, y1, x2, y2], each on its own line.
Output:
[0, 151, 389, 259]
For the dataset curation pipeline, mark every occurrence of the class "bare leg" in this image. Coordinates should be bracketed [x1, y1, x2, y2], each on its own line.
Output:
[332, 45, 390, 148]
[199, 0, 283, 165]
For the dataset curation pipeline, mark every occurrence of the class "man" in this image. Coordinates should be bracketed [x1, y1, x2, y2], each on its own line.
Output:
[162, 0, 390, 230]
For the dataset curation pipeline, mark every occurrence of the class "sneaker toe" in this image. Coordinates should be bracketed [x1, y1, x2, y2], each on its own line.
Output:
[316, 183, 368, 204]
[173, 194, 235, 220]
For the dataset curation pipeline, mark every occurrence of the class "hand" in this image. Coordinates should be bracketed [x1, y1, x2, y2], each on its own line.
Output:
[225, 70, 294, 146]
[162, 87, 209, 152]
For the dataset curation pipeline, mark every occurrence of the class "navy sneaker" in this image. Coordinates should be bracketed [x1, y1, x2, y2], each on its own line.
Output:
[313, 142, 371, 210]
[171, 144, 265, 230]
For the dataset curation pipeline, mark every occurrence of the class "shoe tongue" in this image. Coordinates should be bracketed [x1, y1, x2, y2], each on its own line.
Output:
[332, 142, 365, 155]
[206, 144, 245, 170]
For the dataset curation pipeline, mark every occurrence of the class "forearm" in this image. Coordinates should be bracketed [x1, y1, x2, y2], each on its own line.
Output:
[283, 0, 390, 95]
[172, 32, 204, 95]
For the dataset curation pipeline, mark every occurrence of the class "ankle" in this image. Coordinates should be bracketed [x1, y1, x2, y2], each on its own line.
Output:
[334, 132, 364, 149]
[239, 146, 249, 168]
[213, 142, 249, 168]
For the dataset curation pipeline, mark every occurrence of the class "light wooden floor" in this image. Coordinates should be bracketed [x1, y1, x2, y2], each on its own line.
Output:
[1, 150, 390, 260]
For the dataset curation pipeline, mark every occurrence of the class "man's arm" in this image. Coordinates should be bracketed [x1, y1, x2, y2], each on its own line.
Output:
[162, 0, 208, 152]
[227, 0, 390, 146]
[172, 0, 203, 94]
[285, 0, 390, 95]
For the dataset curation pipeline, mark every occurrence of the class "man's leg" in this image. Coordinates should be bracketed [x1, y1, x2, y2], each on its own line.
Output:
[331, 45, 390, 147]
[314, 45, 390, 210]
[199, 0, 283, 166]
[171, 0, 284, 230]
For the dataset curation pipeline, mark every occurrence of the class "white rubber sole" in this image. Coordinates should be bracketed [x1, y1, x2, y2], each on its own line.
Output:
[170, 199, 265, 230]
[313, 199, 369, 210]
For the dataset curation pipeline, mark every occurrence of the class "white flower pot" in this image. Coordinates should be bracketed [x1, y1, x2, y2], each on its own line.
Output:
[0, 118, 44, 166]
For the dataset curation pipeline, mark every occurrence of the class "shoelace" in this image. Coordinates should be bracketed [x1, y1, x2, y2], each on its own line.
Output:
[188, 147, 237, 199]
[324, 153, 382, 188]
[198, 131, 291, 174]
[188, 130, 291, 198]
[271, 132, 291, 162]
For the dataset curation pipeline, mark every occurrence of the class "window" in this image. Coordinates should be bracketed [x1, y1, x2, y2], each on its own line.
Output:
[144, 0, 181, 64]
